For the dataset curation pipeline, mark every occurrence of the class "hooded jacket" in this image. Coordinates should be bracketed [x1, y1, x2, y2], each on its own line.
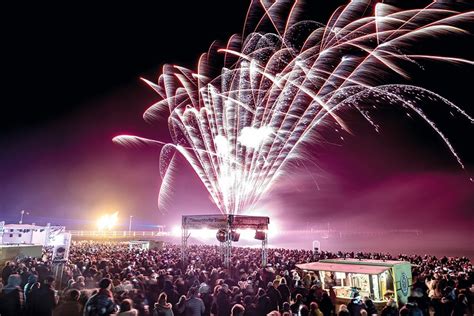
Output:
[84, 289, 117, 316]
[24, 274, 38, 302]
[154, 302, 174, 316]
[0, 274, 24, 316]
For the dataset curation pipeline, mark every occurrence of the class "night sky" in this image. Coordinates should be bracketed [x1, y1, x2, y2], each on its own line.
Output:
[1, 1, 473, 257]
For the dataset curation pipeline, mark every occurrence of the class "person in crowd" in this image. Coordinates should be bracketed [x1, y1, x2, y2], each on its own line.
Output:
[28, 276, 58, 316]
[83, 278, 118, 316]
[399, 297, 423, 316]
[319, 291, 334, 316]
[277, 277, 291, 304]
[3, 241, 473, 316]
[175, 295, 187, 316]
[216, 284, 232, 316]
[451, 293, 469, 316]
[23, 273, 38, 303]
[300, 305, 310, 316]
[164, 280, 180, 312]
[0, 274, 24, 316]
[2, 261, 15, 285]
[363, 297, 377, 316]
[338, 304, 350, 316]
[117, 298, 139, 316]
[242, 295, 258, 316]
[181, 286, 205, 316]
[309, 302, 324, 316]
[347, 292, 366, 316]
[381, 299, 398, 316]
[290, 293, 305, 315]
[230, 303, 245, 316]
[266, 280, 283, 311]
[154, 292, 174, 316]
[24, 281, 41, 316]
[53, 289, 82, 316]
[256, 287, 272, 316]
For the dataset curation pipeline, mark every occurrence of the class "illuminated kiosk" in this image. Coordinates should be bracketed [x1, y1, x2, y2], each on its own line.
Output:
[128, 240, 164, 250]
[181, 215, 269, 268]
[297, 259, 412, 309]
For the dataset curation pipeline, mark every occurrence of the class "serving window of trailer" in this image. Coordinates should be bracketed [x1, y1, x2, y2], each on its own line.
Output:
[321, 271, 373, 299]
[298, 262, 395, 302]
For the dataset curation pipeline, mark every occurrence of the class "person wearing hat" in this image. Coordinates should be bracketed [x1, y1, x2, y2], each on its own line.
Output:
[83, 278, 118, 316]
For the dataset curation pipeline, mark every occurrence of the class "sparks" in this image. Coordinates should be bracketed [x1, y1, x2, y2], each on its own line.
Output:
[114, 0, 473, 215]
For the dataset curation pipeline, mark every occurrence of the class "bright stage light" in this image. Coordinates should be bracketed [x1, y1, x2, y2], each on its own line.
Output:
[190, 228, 217, 240]
[96, 212, 119, 231]
[171, 226, 181, 237]
[236, 229, 255, 241]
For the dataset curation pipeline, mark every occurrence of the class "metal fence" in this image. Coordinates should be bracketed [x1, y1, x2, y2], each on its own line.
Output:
[68, 230, 171, 238]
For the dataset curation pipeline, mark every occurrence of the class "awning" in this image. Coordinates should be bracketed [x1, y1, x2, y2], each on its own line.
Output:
[296, 262, 390, 275]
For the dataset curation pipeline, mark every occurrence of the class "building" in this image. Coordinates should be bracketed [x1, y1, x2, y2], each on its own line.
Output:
[0, 222, 65, 246]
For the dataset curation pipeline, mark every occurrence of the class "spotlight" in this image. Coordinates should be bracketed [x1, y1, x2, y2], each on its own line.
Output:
[216, 228, 228, 242]
[254, 230, 266, 240]
[230, 230, 240, 242]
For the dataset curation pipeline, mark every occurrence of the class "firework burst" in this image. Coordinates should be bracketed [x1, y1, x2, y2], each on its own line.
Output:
[114, 0, 473, 215]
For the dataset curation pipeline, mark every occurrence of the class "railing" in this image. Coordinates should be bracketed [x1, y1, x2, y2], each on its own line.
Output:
[68, 230, 171, 238]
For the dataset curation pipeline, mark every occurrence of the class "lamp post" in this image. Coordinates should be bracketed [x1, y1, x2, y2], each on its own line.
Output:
[19, 210, 29, 224]
[129, 215, 133, 234]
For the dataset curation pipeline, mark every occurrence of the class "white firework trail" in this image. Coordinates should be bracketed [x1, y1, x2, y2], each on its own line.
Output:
[113, 0, 473, 215]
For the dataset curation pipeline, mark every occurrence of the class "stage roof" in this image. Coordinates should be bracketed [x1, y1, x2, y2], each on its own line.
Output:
[296, 262, 391, 275]
[320, 258, 407, 267]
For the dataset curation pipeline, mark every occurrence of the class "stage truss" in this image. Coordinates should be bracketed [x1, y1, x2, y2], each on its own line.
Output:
[181, 215, 270, 268]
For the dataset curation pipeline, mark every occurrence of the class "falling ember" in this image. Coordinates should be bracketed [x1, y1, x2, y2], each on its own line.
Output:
[114, 0, 473, 215]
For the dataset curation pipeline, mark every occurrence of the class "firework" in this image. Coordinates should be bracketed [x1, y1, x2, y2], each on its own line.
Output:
[114, 0, 473, 215]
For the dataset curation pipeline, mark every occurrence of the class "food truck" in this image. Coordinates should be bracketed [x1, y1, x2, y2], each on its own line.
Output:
[297, 259, 412, 309]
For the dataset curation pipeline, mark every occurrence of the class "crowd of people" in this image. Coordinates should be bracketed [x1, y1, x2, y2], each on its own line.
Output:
[0, 241, 472, 316]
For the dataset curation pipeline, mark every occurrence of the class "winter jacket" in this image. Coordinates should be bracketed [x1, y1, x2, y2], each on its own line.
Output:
[381, 306, 398, 316]
[266, 287, 283, 311]
[53, 300, 83, 316]
[154, 302, 174, 316]
[28, 284, 57, 316]
[183, 296, 205, 316]
[83, 289, 117, 316]
[24, 274, 38, 303]
[216, 291, 231, 316]
[117, 309, 139, 316]
[0, 274, 24, 316]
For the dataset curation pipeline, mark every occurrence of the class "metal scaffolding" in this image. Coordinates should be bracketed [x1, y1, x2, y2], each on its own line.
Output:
[181, 225, 189, 265]
[181, 214, 270, 268]
[261, 232, 268, 266]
